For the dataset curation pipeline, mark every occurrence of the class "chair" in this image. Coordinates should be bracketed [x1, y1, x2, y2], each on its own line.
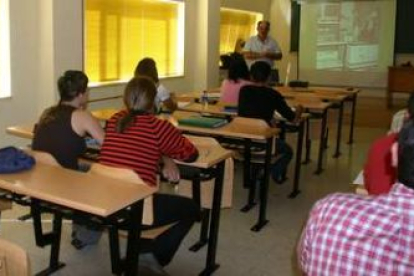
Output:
[177, 136, 234, 209]
[0, 238, 30, 276]
[89, 163, 175, 274]
[26, 149, 60, 167]
[218, 117, 280, 210]
[175, 136, 233, 251]
[13, 150, 60, 221]
[88, 163, 174, 239]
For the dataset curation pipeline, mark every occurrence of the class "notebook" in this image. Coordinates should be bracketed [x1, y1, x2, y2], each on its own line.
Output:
[178, 116, 228, 128]
[223, 105, 238, 113]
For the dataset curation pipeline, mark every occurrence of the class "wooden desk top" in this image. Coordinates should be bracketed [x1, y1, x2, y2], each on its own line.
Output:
[167, 111, 279, 140]
[285, 98, 332, 111]
[174, 89, 221, 102]
[91, 108, 119, 122]
[6, 125, 34, 139]
[178, 102, 237, 116]
[277, 86, 359, 100]
[0, 162, 156, 217]
[277, 86, 348, 102]
[89, 109, 279, 140]
[182, 136, 233, 169]
[5, 125, 233, 170]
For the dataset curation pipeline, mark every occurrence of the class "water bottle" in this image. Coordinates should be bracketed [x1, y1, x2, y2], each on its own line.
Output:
[201, 90, 208, 109]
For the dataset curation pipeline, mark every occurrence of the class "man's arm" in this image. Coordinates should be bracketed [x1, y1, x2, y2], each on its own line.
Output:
[243, 50, 257, 60]
[264, 51, 282, 61]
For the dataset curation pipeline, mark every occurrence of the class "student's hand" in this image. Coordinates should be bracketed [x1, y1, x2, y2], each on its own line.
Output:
[294, 105, 304, 123]
[161, 156, 180, 183]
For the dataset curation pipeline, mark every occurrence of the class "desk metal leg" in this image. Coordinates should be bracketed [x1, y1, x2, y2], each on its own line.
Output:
[31, 203, 65, 276]
[241, 139, 256, 212]
[242, 139, 252, 189]
[333, 101, 344, 158]
[125, 202, 144, 276]
[200, 161, 225, 276]
[289, 119, 304, 198]
[190, 178, 210, 252]
[108, 225, 123, 275]
[303, 116, 311, 164]
[315, 110, 328, 175]
[251, 138, 272, 232]
[347, 94, 357, 144]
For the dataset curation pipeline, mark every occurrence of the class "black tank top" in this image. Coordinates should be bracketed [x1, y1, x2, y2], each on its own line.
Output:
[32, 105, 86, 170]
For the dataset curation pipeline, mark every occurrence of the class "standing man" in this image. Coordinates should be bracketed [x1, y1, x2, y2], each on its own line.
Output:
[243, 20, 282, 84]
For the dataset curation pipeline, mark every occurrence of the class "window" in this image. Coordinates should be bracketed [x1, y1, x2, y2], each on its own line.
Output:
[0, 0, 10, 98]
[220, 8, 262, 55]
[84, 0, 184, 85]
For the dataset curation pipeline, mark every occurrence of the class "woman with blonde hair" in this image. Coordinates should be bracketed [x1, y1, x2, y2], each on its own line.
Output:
[134, 58, 177, 112]
[99, 76, 198, 273]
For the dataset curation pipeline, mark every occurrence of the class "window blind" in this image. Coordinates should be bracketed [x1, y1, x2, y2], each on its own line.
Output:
[220, 8, 262, 55]
[84, 0, 184, 84]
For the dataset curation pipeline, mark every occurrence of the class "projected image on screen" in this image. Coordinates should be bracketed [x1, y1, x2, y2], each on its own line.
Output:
[299, 0, 395, 87]
[316, 2, 380, 70]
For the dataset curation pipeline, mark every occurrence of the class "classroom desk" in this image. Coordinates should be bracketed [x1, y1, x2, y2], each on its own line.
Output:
[173, 90, 221, 102]
[6, 125, 34, 139]
[178, 102, 237, 117]
[168, 112, 279, 231]
[177, 86, 360, 149]
[177, 136, 233, 275]
[175, 102, 308, 197]
[0, 162, 156, 276]
[175, 92, 332, 175]
[5, 126, 231, 276]
[277, 86, 356, 159]
[286, 98, 332, 174]
[303, 86, 360, 146]
[92, 110, 278, 230]
[90, 108, 293, 229]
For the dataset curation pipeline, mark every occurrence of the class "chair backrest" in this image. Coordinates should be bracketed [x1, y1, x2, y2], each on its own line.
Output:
[0, 238, 30, 276]
[24, 149, 59, 167]
[231, 116, 270, 130]
[184, 135, 220, 147]
[88, 163, 155, 225]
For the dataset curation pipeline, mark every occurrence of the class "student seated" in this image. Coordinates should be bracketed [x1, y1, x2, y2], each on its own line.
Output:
[220, 57, 251, 104]
[364, 93, 414, 195]
[32, 70, 105, 249]
[298, 120, 414, 275]
[134, 57, 177, 112]
[363, 132, 397, 195]
[238, 61, 302, 183]
[99, 76, 199, 273]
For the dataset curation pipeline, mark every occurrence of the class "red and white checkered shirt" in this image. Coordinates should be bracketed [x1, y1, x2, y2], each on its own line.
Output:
[299, 183, 414, 276]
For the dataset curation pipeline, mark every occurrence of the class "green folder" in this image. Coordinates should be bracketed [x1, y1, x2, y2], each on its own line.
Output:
[178, 116, 228, 128]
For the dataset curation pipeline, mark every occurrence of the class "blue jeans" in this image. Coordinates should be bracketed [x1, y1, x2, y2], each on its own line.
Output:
[271, 139, 293, 182]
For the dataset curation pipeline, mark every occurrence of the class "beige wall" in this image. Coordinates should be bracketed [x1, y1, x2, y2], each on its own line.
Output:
[270, 0, 298, 83]
[222, 0, 271, 17]
[0, 0, 275, 147]
[9, 0, 407, 146]
[0, 0, 40, 146]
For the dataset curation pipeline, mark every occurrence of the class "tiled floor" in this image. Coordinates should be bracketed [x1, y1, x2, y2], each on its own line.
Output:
[0, 98, 391, 275]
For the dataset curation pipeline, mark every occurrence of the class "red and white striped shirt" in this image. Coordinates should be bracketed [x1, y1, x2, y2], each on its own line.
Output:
[299, 183, 414, 276]
[99, 111, 198, 186]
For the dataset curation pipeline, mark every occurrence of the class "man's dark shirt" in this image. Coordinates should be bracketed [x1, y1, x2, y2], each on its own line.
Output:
[238, 85, 295, 124]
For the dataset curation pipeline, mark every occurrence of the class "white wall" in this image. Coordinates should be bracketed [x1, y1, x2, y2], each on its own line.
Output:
[270, 0, 299, 83]
[0, 0, 277, 147]
[222, 0, 271, 18]
[0, 0, 40, 146]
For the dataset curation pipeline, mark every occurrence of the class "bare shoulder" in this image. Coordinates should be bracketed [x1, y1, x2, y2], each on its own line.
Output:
[72, 109, 95, 120]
